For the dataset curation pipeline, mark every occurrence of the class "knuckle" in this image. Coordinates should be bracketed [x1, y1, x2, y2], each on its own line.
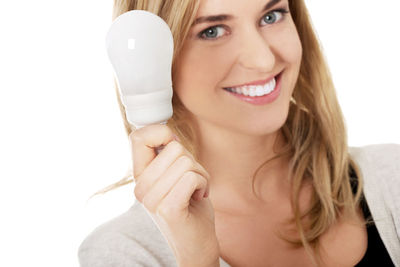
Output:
[156, 204, 176, 219]
[182, 171, 201, 187]
[200, 167, 211, 180]
[129, 131, 143, 145]
[161, 124, 173, 136]
[200, 174, 208, 186]
[184, 171, 206, 189]
[182, 170, 197, 180]
[169, 140, 184, 154]
[177, 155, 193, 168]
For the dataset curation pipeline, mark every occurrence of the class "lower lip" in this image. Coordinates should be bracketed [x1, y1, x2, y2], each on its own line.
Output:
[224, 72, 282, 105]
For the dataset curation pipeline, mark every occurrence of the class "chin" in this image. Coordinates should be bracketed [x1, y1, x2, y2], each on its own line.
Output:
[224, 115, 286, 139]
[235, 103, 290, 136]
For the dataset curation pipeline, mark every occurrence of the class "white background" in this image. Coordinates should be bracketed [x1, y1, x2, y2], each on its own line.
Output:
[0, 0, 399, 266]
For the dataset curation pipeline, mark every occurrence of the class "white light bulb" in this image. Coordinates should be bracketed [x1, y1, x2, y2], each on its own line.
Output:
[105, 10, 174, 129]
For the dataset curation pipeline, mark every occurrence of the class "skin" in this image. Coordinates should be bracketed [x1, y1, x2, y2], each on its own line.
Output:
[131, 0, 368, 265]
[130, 126, 220, 266]
[173, 0, 303, 212]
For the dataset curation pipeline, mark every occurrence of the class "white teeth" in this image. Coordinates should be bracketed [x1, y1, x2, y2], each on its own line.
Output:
[256, 86, 264, 96]
[227, 77, 276, 96]
[243, 87, 249, 96]
[249, 87, 257, 97]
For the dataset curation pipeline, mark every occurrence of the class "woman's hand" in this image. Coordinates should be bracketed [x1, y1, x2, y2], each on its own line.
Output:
[129, 124, 221, 267]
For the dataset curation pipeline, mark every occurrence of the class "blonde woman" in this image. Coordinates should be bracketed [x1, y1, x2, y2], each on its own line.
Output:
[78, 0, 400, 266]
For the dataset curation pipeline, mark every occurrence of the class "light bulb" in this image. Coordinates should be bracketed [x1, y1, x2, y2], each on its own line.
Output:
[105, 10, 174, 129]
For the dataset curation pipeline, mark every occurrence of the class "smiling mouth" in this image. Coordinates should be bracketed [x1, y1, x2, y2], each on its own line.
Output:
[223, 71, 283, 97]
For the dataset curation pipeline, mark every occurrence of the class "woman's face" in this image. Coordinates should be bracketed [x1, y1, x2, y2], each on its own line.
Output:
[173, 0, 302, 136]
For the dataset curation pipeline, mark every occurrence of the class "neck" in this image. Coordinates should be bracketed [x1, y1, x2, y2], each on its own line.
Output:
[191, 119, 291, 211]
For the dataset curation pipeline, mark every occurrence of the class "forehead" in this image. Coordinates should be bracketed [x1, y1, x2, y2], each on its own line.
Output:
[196, 0, 282, 15]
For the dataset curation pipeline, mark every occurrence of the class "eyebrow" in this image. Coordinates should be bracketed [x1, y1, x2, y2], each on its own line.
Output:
[192, 0, 282, 27]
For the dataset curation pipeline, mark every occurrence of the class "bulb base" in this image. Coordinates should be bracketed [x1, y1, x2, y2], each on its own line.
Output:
[122, 89, 173, 128]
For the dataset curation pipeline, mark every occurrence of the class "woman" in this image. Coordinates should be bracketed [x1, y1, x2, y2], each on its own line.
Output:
[78, 0, 400, 266]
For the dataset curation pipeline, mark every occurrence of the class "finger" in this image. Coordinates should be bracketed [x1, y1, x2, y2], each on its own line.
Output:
[129, 124, 175, 179]
[156, 171, 208, 220]
[138, 154, 207, 208]
[140, 155, 191, 211]
[135, 140, 185, 197]
[137, 138, 209, 190]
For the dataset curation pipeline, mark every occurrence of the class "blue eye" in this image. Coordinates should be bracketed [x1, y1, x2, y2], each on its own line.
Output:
[261, 8, 289, 26]
[197, 8, 290, 41]
[199, 25, 227, 40]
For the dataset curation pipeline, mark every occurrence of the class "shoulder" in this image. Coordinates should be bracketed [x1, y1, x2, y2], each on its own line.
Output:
[78, 200, 177, 267]
[349, 143, 400, 263]
[349, 143, 400, 162]
[349, 143, 400, 180]
[348, 142, 400, 191]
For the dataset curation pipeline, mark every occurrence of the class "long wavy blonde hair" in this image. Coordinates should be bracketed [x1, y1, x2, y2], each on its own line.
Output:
[93, 0, 369, 266]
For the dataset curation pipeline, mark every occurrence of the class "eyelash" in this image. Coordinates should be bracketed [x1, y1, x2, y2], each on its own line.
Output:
[197, 8, 290, 41]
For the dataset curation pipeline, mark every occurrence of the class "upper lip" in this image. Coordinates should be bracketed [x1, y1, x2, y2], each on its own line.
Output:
[225, 71, 282, 88]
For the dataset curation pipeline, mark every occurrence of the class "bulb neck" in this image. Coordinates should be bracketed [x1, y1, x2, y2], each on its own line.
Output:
[122, 88, 173, 128]
[133, 121, 167, 130]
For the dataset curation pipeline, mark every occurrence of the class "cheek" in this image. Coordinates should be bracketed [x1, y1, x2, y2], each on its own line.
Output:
[261, 16, 303, 68]
[268, 24, 302, 96]
[276, 25, 303, 66]
[173, 43, 233, 98]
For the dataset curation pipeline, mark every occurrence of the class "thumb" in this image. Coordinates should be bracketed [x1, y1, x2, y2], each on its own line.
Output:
[129, 124, 175, 179]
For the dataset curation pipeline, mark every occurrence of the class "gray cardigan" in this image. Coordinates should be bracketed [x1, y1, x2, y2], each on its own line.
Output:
[78, 144, 400, 267]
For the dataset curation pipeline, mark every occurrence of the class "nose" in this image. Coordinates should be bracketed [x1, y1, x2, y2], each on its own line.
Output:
[236, 28, 276, 72]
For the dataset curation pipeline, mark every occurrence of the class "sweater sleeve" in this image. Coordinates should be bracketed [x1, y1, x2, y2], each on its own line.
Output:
[78, 231, 166, 267]
[78, 200, 231, 267]
[77, 201, 178, 267]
